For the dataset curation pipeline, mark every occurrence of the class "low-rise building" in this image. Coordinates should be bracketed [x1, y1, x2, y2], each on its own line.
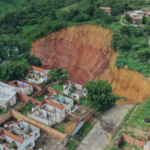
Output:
[0, 82, 17, 109]
[101, 7, 111, 15]
[125, 10, 145, 24]
[63, 80, 87, 100]
[8, 80, 33, 96]
[27, 99, 65, 126]
[26, 66, 50, 84]
[0, 120, 40, 150]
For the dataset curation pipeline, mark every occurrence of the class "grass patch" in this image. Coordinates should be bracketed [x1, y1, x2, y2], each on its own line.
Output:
[80, 98, 90, 107]
[52, 84, 63, 91]
[74, 121, 93, 142]
[36, 94, 45, 101]
[128, 97, 150, 128]
[21, 24, 37, 32]
[20, 103, 33, 116]
[56, 123, 65, 133]
[67, 141, 78, 150]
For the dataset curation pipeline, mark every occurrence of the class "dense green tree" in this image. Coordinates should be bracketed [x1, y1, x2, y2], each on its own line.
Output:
[0, 61, 29, 81]
[120, 26, 130, 36]
[125, 14, 132, 23]
[138, 48, 150, 61]
[27, 55, 42, 66]
[49, 67, 69, 82]
[85, 80, 120, 111]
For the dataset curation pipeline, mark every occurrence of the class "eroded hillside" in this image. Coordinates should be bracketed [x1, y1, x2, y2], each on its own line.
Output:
[31, 24, 117, 85]
[109, 67, 150, 104]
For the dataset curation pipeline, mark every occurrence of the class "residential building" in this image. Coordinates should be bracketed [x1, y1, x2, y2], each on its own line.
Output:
[0, 82, 17, 109]
[63, 80, 87, 100]
[46, 93, 74, 112]
[101, 7, 111, 15]
[8, 80, 33, 96]
[27, 99, 65, 126]
[125, 10, 145, 24]
[0, 120, 40, 150]
[31, 87, 74, 112]
[26, 66, 50, 84]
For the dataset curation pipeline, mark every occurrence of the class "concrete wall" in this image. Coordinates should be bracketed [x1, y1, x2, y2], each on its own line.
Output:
[84, 109, 93, 124]
[0, 111, 11, 125]
[11, 109, 67, 145]
[117, 134, 145, 147]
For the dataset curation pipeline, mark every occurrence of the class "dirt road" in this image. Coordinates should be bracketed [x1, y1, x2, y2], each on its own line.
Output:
[77, 105, 133, 150]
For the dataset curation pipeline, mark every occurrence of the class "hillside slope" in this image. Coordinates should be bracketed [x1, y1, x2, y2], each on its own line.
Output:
[109, 67, 150, 104]
[31, 24, 117, 85]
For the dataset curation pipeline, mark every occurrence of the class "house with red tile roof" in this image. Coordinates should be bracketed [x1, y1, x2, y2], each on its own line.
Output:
[27, 99, 65, 126]
[101, 7, 111, 15]
[26, 66, 50, 84]
[0, 120, 40, 150]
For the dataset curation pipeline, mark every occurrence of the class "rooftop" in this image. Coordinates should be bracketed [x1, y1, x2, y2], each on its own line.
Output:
[101, 7, 111, 10]
[0, 82, 16, 104]
[30, 66, 47, 73]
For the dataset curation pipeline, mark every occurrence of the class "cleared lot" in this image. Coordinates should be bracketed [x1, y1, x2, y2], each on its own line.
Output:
[78, 105, 133, 150]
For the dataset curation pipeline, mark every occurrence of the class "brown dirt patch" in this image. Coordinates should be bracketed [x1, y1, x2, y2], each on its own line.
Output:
[65, 122, 76, 134]
[89, 117, 97, 125]
[109, 67, 150, 104]
[31, 24, 118, 85]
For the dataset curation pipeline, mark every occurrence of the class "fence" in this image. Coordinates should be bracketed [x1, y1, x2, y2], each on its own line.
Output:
[11, 109, 67, 145]
[117, 133, 145, 147]
[17, 93, 30, 102]
[0, 111, 12, 125]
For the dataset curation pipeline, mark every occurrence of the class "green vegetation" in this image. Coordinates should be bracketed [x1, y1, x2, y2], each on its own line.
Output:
[80, 98, 90, 107]
[67, 141, 78, 150]
[119, 140, 127, 149]
[0, 108, 9, 115]
[74, 121, 93, 142]
[128, 97, 150, 128]
[49, 67, 70, 83]
[84, 80, 120, 111]
[52, 85, 63, 91]
[56, 123, 65, 133]
[20, 103, 33, 116]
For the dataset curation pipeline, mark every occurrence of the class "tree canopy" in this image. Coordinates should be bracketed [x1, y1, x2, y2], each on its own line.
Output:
[84, 80, 120, 111]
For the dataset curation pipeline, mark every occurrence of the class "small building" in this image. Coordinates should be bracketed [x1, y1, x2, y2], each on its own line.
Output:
[126, 10, 145, 24]
[26, 66, 50, 84]
[63, 80, 87, 100]
[27, 99, 65, 126]
[8, 80, 33, 96]
[0, 82, 17, 109]
[100, 7, 111, 15]
[0, 120, 40, 150]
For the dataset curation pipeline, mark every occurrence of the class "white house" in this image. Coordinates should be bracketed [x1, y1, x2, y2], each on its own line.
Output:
[0, 120, 40, 150]
[0, 82, 17, 109]
[8, 80, 33, 96]
[63, 81, 87, 100]
[48, 94, 74, 112]
[27, 99, 65, 126]
[26, 66, 50, 84]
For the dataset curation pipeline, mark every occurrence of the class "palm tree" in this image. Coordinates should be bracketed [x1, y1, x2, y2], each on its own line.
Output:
[49, 67, 69, 82]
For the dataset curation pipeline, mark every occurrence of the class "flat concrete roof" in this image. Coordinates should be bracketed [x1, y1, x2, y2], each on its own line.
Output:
[0, 82, 16, 104]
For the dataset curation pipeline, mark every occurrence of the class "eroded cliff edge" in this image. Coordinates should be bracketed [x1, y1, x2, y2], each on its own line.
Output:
[31, 24, 118, 85]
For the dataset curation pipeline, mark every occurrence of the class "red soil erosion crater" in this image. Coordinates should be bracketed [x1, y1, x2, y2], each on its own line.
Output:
[31, 24, 118, 85]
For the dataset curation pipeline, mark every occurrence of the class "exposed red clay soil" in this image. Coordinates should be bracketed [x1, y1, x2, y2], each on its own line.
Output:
[31, 24, 118, 85]
[108, 67, 150, 104]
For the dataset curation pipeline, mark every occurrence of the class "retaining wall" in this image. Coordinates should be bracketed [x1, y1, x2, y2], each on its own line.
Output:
[117, 133, 145, 147]
[0, 111, 12, 125]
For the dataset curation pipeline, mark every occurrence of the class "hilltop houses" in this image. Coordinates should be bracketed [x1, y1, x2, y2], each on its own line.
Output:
[63, 80, 87, 100]
[0, 120, 40, 150]
[26, 66, 50, 84]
